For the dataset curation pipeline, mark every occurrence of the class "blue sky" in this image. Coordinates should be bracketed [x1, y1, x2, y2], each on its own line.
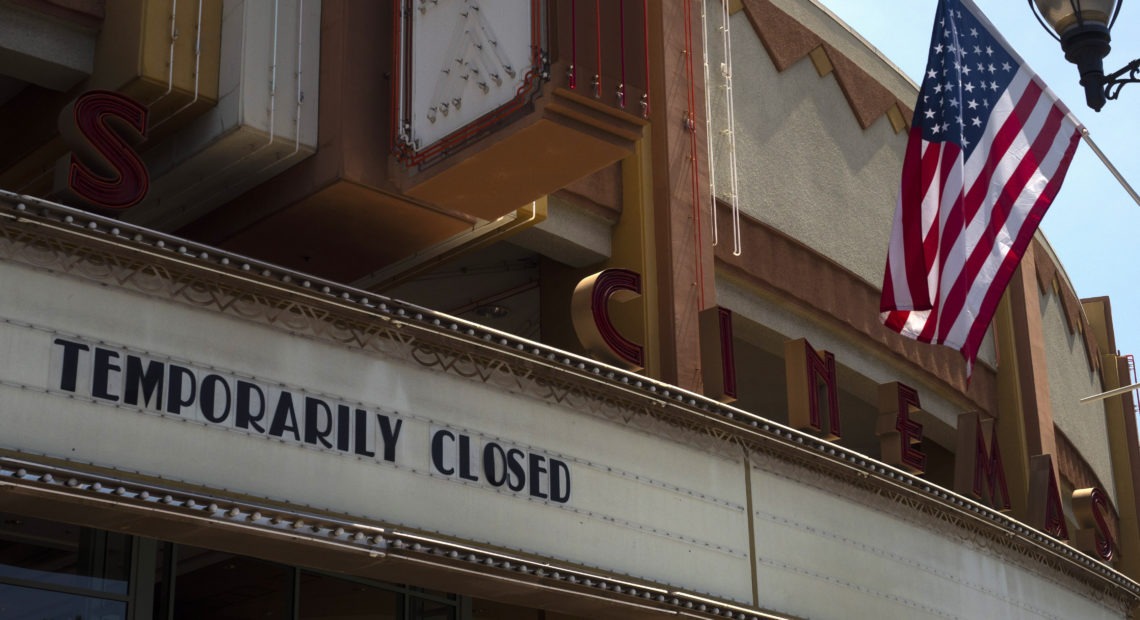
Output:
[814, 0, 1140, 385]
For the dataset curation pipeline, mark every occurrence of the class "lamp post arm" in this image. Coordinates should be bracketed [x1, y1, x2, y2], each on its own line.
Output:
[1104, 57, 1140, 102]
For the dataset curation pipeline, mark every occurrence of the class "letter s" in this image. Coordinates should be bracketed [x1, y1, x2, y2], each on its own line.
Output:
[59, 90, 149, 209]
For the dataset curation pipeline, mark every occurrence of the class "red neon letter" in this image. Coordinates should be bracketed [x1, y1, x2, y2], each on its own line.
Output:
[876, 382, 926, 474]
[784, 338, 840, 440]
[59, 90, 149, 209]
[1073, 487, 1114, 561]
[700, 307, 737, 402]
[954, 413, 1012, 511]
[1028, 454, 1069, 540]
[571, 269, 644, 370]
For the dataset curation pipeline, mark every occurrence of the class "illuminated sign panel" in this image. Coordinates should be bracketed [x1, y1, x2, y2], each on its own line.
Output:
[396, 0, 540, 162]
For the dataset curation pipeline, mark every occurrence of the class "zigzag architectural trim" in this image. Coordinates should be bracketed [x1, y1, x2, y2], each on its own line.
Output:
[740, 0, 913, 133]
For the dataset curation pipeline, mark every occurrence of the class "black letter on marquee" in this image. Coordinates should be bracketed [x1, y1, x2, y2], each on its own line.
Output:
[304, 397, 333, 448]
[506, 449, 527, 492]
[550, 458, 571, 503]
[123, 355, 165, 409]
[166, 365, 196, 415]
[377, 414, 402, 462]
[336, 405, 351, 452]
[458, 434, 479, 482]
[483, 442, 508, 488]
[269, 392, 301, 441]
[53, 338, 89, 392]
[353, 409, 375, 457]
[92, 347, 121, 402]
[199, 375, 232, 423]
[431, 429, 455, 475]
[236, 381, 266, 433]
[528, 454, 549, 499]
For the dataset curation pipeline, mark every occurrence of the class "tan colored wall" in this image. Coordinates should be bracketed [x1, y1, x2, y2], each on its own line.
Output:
[1042, 285, 1118, 504]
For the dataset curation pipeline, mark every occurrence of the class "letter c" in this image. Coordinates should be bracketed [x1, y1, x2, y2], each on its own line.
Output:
[571, 269, 644, 370]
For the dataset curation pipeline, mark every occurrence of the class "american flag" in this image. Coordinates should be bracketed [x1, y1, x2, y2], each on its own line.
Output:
[880, 0, 1082, 371]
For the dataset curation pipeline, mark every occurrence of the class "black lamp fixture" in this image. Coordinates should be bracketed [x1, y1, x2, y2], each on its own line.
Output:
[1030, 0, 1140, 111]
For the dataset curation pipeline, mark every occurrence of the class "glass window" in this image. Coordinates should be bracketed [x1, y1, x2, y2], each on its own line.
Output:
[299, 572, 399, 619]
[0, 582, 127, 620]
[170, 546, 291, 620]
[0, 513, 131, 595]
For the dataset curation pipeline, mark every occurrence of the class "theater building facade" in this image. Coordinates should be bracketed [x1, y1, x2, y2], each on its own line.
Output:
[0, 0, 1139, 618]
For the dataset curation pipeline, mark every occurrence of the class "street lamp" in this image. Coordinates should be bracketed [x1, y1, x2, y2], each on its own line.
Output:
[1029, 0, 1140, 111]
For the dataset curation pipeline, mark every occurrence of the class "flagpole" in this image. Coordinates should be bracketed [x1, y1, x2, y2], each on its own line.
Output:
[1080, 128, 1140, 208]
[1079, 380, 1140, 404]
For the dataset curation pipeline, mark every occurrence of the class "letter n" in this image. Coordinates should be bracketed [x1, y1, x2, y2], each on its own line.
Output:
[784, 338, 840, 440]
[954, 412, 1012, 511]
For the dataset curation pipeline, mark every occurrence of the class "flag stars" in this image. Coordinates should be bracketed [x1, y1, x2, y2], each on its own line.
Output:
[1002, 62, 1012, 72]
[950, 97, 960, 108]
[964, 82, 975, 93]
[970, 28, 978, 37]
[962, 65, 972, 76]
[990, 81, 999, 91]
[925, 108, 936, 119]
[985, 45, 994, 56]
[988, 63, 996, 73]
[971, 116, 982, 127]
[967, 99, 978, 109]
[935, 43, 944, 54]
[928, 68, 938, 79]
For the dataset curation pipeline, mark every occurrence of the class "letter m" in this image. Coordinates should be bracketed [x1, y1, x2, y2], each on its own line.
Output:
[954, 412, 1012, 511]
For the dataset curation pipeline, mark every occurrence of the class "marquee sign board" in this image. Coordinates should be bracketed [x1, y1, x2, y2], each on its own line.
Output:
[0, 206, 1131, 617]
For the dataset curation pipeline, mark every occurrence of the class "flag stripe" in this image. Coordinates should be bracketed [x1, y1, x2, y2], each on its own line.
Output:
[879, 0, 1081, 373]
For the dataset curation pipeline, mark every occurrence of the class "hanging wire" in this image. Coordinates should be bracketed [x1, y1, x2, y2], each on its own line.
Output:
[570, 0, 577, 88]
[682, 0, 706, 308]
[719, 0, 742, 256]
[700, 0, 719, 246]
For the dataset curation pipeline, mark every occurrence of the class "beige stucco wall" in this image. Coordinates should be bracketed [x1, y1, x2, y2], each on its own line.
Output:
[1041, 284, 1117, 504]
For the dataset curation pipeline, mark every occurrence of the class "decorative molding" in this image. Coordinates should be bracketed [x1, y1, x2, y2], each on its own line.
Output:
[740, 0, 913, 133]
[1032, 240, 1101, 372]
